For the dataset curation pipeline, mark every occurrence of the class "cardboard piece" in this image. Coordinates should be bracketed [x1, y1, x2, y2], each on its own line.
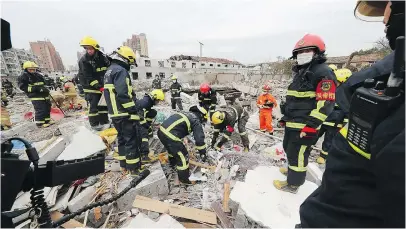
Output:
[133, 195, 217, 224]
[51, 211, 83, 228]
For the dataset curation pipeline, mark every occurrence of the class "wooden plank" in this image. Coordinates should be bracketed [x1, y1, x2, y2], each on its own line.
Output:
[133, 195, 217, 225]
[51, 211, 83, 228]
[181, 222, 215, 228]
[211, 201, 234, 228]
[222, 182, 231, 213]
[189, 160, 216, 172]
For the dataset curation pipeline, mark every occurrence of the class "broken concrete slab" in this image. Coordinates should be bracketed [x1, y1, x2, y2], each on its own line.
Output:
[234, 206, 249, 228]
[51, 186, 75, 212]
[18, 137, 66, 165]
[230, 166, 318, 228]
[67, 185, 97, 213]
[57, 126, 106, 161]
[116, 162, 169, 211]
[125, 213, 185, 228]
[2, 122, 37, 138]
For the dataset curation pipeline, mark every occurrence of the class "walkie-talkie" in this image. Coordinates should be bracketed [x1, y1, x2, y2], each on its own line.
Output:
[347, 36, 405, 155]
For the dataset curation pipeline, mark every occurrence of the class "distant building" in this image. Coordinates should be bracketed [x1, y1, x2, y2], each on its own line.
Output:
[30, 40, 65, 73]
[1, 48, 41, 77]
[326, 53, 382, 70]
[122, 33, 149, 57]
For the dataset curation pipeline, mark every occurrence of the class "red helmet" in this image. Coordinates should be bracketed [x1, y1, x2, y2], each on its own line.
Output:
[263, 85, 271, 91]
[200, 83, 210, 93]
[292, 34, 326, 55]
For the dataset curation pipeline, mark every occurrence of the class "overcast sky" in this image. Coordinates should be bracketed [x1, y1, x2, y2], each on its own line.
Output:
[2, 0, 385, 66]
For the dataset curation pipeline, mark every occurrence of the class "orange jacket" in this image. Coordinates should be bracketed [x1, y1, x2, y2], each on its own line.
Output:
[257, 93, 277, 109]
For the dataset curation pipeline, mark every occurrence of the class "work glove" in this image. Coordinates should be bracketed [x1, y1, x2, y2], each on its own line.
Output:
[277, 120, 286, 128]
[92, 82, 101, 90]
[99, 87, 104, 92]
[198, 149, 207, 162]
[300, 126, 318, 138]
[226, 125, 234, 133]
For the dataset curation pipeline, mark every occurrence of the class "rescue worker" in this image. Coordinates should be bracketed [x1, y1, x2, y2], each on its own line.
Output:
[43, 74, 53, 91]
[211, 103, 250, 152]
[103, 46, 142, 175]
[55, 74, 62, 90]
[132, 89, 165, 162]
[2, 78, 14, 98]
[257, 84, 277, 135]
[198, 83, 217, 119]
[18, 61, 52, 128]
[300, 1, 405, 227]
[170, 75, 183, 110]
[152, 74, 162, 89]
[275, 34, 336, 193]
[63, 80, 81, 110]
[316, 68, 352, 164]
[74, 74, 85, 97]
[78, 36, 110, 130]
[157, 105, 208, 184]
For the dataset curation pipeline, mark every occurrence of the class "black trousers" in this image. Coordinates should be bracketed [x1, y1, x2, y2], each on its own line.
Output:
[171, 98, 183, 110]
[112, 118, 141, 171]
[158, 130, 190, 183]
[85, 93, 109, 126]
[32, 98, 51, 126]
[139, 126, 150, 157]
[318, 125, 339, 159]
[283, 128, 318, 186]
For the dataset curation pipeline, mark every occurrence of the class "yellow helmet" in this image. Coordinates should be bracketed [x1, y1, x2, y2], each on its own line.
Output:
[328, 64, 338, 71]
[23, 61, 39, 70]
[80, 36, 100, 50]
[150, 89, 165, 101]
[171, 75, 177, 80]
[116, 46, 136, 64]
[211, 111, 225, 124]
[335, 68, 352, 83]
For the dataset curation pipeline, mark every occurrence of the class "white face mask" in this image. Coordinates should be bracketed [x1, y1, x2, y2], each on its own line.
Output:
[172, 80, 176, 83]
[296, 52, 314, 65]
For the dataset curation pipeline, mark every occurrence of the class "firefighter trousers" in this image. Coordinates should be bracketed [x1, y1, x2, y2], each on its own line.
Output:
[139, 126, 150, 157]
[283, 128, 317, 186]
[157, 130, 190, 183]
[318, 125, 338, 159]
[32, 98, 51, 126]
[171, 98, 183, 110]
[259, 108, 273, 133]
[85, 93, 109, 127]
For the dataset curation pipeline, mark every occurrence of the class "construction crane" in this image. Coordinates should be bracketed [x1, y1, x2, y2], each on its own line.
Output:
[198, 41, 204, 57]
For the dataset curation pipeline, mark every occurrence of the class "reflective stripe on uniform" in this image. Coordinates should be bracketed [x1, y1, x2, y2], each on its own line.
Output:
[28, 86, 32, 92]
[159, 113, 191, 142]
[214, 129, 220, 132]
[104, 84, 115, 89]
[195, 144, 206, 150]
[287, 90, 316, 98]
[126, 158, 140, 164]
[126, 78, 133, 99]
[84, 89, 101, 94]
[107, 87, 119, 115]
[289, 145, 308, 172]
[323, 121, 343, 128]
[30, 98, 45, 101]
[96, 67, 107, 72]
[223, 134, 231, 140]
[88, 112, 99, 117]
[286, 122, 306, 129]
[340, 126, 371, 159]
[239, 131, 247, 136]
[203, 98, 211, 101]
[122, 101, 135, 108]
[89, 80, 99, 86]
[114, 155, 126, 160]
[142, 138, 148, 142]
[140, 120, 147, 124]
[98, 111, 108, 114]
[110, 113, 129, 118]
[321, 151, 328, 155]
[309, 101, 327, 121]
[130, 115, 141, 120]
[344, 118, 349, 123]
[35, 120, 45, 124]
[146, 118, 154, 122]
[177, 152, 189, 170]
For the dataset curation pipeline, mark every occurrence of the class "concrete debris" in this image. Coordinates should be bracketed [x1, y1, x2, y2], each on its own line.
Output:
[68, 185, 97, 213]
[125, 213, 185, 228]
[230, 166, 318, 228]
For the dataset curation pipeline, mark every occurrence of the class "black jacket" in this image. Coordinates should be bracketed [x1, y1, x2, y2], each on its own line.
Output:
[282, 61, 337, 130]
[152, 78, 161, 89]
[103, 60, 136, 119]
[300, 51, 405, 228]
[322, 104, 347, 128]
[134, 93, 155, 127]
[18, 71, 49, 99]
[212, 104, 243, 142]
[159, 111, 206, 154]
[170, 82, 182, 98]
[78, 51, 110, 93]
[198, 88, 217, 107]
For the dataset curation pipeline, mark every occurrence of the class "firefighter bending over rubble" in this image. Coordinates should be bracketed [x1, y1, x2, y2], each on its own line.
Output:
[198, 83, 217, 120]
[211, 103, 250, 152]
[104, 46, 142, 176]
[158, 105, 208, 184]
[316, 68, 352, 164]
[131, 89, 165, 163]
[276, 34, 337, 193]
[18, 61, 52, 128]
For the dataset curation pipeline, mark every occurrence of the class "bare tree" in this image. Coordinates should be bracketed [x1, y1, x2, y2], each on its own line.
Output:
[374, 37, 392, 56]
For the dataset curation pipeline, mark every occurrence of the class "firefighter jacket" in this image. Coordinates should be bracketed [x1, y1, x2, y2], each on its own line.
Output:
[300, 51, 404, 227]
[170, 82, 182, 98]
[322, 104, 347, 128]
[198, 88, 217, 108]
[152, 78, 161, 89]
[133, 93, 155, 128]
[281, 61, 337, 130]
[257, 93, 277, 109]
[103, 60, 138, 120]
[159, 111, 206, 154]
[18, 71, 49, 99]
[78, 50, 110, 94]
[43, 76, 52, 87]
[212, 104, 244, 144]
